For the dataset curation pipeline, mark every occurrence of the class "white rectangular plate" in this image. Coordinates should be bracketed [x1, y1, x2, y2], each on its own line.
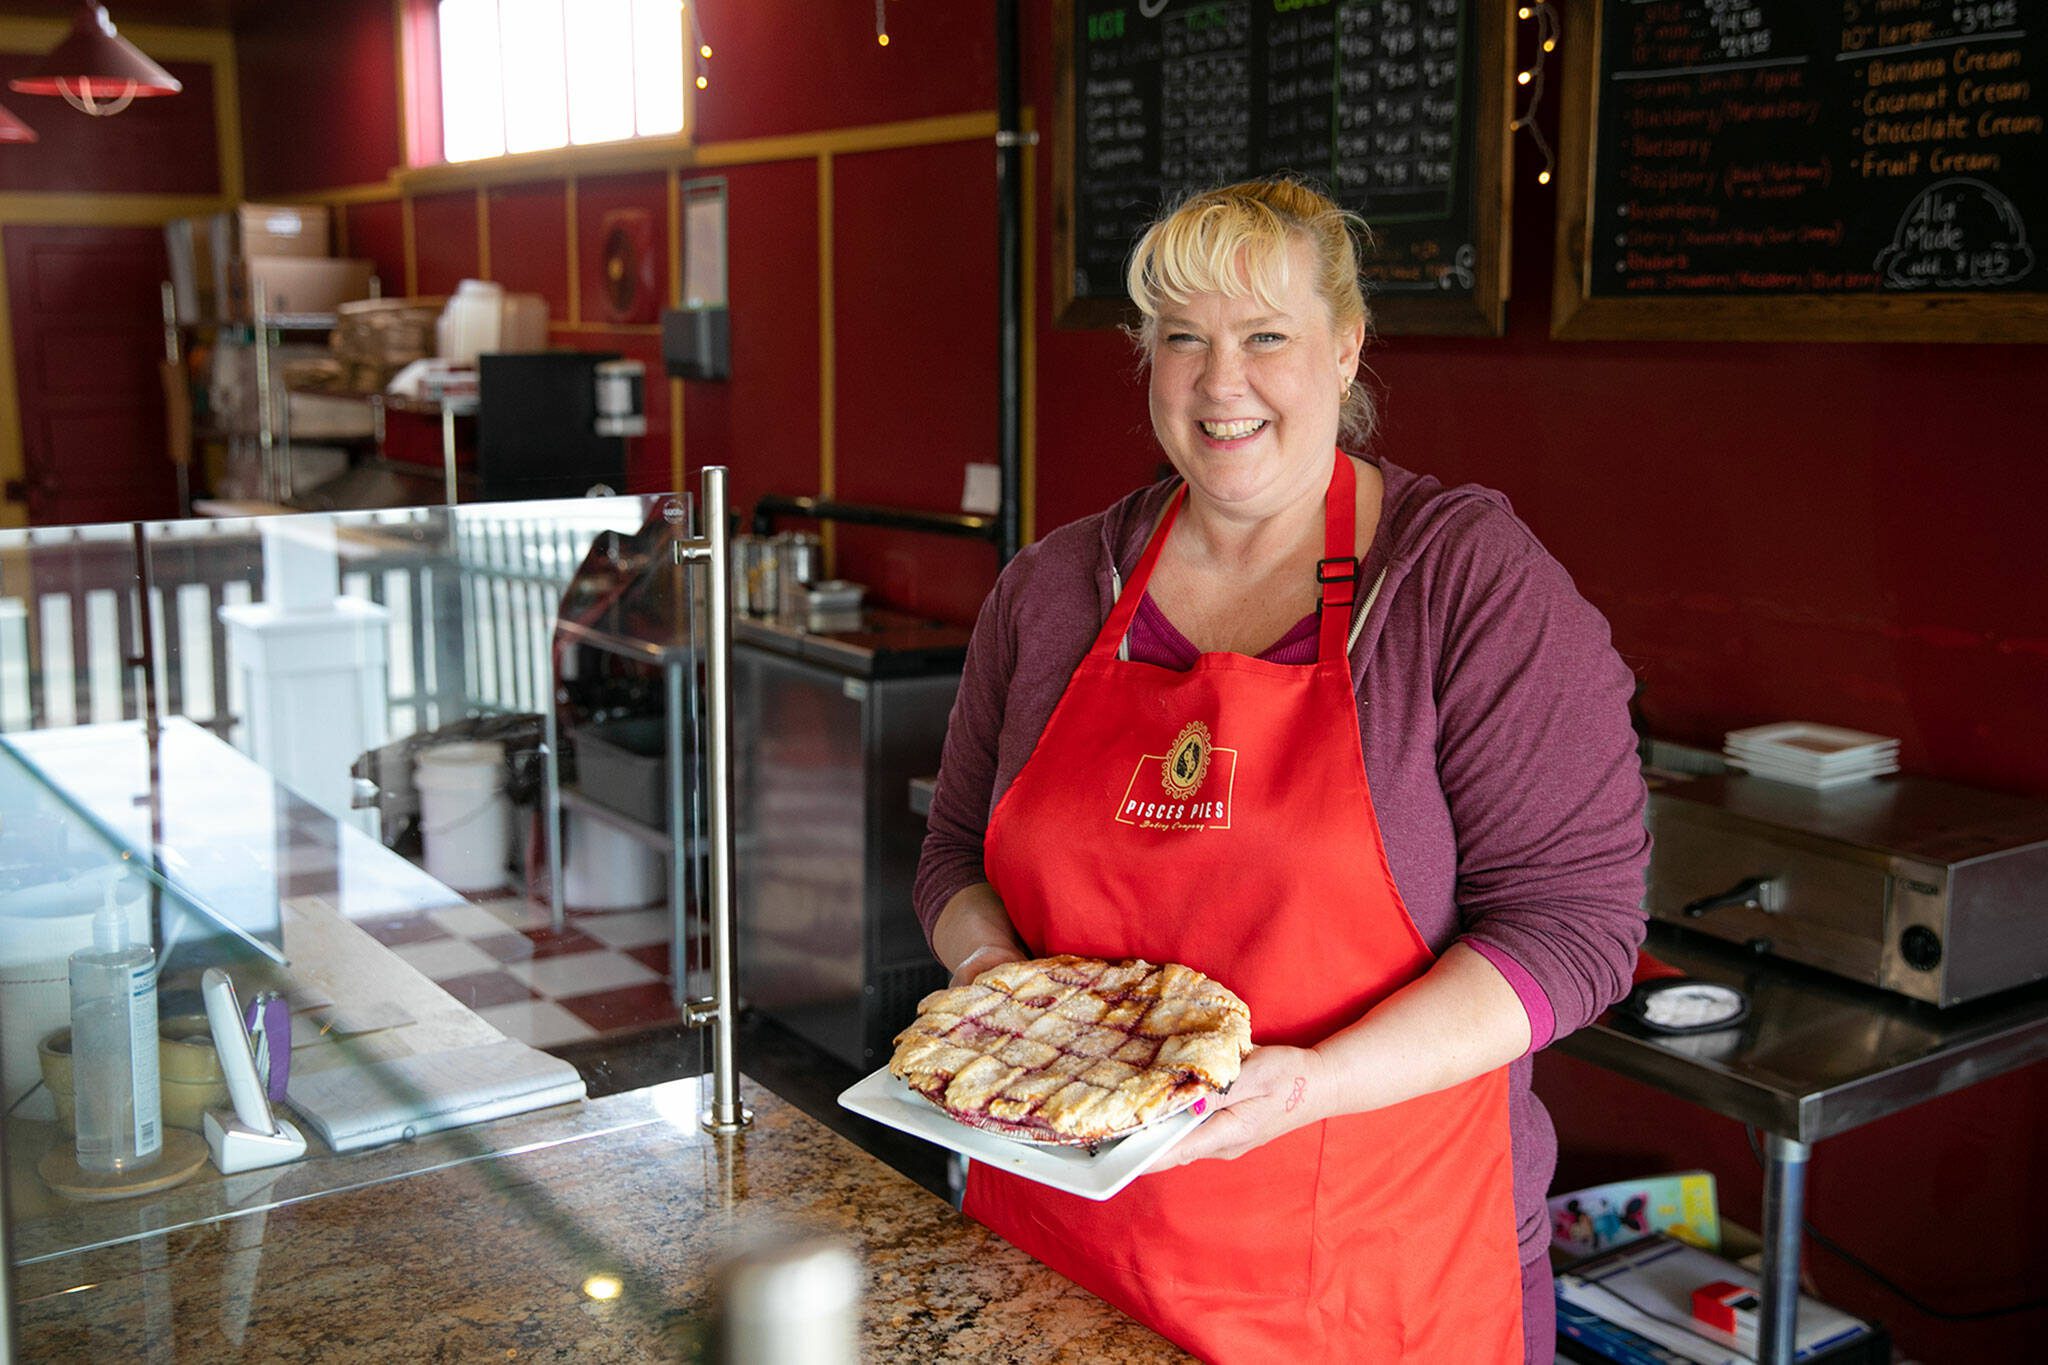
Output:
[837, 1067, 1207, 1202]
[1723, 722, 1899, 758]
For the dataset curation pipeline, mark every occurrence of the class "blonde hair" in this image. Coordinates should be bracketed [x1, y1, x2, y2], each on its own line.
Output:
[1126, 178, 1377, 448]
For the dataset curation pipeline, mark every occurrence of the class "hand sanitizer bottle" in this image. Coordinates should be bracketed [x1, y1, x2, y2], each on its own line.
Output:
[69, 877, 162, 1173]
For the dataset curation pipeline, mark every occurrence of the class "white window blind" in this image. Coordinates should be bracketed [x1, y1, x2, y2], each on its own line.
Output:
[438, 0, 685, 163]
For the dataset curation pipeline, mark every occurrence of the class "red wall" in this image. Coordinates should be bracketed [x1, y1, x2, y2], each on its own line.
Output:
[235, 0, 401, 194]
[228, 7, 2045, 1358]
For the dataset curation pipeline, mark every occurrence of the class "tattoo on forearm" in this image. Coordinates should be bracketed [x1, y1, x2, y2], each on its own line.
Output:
[1284, 1076, 1307, 1112]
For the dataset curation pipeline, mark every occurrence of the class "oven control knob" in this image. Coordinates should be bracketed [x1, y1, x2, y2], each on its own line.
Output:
[1899, 925, 1943, 972]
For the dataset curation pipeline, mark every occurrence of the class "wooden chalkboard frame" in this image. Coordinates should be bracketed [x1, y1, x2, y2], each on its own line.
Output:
[1551, 0, 2048, 342]
[1052, 0, 1516, 337]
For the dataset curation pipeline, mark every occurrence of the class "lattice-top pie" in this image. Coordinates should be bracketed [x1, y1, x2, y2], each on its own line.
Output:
[889, 955, 1253, 1147]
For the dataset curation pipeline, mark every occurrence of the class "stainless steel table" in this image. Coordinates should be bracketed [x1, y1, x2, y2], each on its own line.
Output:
[1557, 922, 2048, 1364]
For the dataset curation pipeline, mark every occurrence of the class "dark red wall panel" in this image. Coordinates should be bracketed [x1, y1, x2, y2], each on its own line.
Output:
[236, 0, 401, 195]
[0, 56, 218, 195]
[830, 140, 1000, 624]
[573, 172, 668, 329]
[485, 181, 569, 319]
[690, 0, 993, 143]
[688, 158, 820, 521]
[410, 190, 479, 296]
[341, 199, 407, 300]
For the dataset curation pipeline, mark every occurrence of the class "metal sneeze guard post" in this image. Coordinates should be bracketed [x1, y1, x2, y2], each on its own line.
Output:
[676, 466, 750, 1135]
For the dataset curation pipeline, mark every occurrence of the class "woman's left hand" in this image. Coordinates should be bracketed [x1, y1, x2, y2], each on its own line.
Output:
[1162, 1045, 1328, 1167]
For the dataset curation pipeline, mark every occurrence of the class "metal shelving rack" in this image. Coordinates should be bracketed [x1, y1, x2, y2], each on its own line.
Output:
[250, 276, 383, 504]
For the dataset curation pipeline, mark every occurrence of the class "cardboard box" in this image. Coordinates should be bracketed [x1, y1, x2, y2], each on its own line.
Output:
[236, 203, 330, 258]
[246, 256, 377, 320]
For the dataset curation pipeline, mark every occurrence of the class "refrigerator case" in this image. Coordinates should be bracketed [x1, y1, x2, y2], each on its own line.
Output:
[734, 625, 964, 1070]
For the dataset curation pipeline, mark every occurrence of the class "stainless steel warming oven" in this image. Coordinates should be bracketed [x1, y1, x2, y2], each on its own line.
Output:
[1645, 773, 2048, 1007]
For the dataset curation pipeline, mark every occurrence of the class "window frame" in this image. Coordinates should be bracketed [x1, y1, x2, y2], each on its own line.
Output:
[399, 0, 695, 176]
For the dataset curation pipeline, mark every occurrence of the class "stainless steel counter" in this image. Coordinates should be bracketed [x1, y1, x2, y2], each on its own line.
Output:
[1557, 922, 2048, 1361]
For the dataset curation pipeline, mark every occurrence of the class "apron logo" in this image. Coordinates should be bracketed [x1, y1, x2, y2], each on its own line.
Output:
[1161, 721, 1212, 801]
[1115, 722, 1235, 831]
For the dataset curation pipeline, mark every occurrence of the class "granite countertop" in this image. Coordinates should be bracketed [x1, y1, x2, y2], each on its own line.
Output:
[11, 1077, 1190, 1363]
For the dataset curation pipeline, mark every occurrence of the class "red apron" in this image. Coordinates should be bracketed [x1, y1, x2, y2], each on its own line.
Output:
[971, 452, 1525, 1362]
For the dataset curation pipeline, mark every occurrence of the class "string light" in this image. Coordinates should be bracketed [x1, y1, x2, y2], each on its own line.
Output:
[876, 0, 890, 47]
[689, 2, 712, 90]
[1509, 3, 1559, 187]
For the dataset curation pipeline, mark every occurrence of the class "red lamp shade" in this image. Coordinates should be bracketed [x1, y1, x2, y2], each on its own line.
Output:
[0, 102, 37, 143]
[9, 2, 182, 117]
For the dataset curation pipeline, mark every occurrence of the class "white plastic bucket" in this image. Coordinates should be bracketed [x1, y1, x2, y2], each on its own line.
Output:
[414, 741, 510, 892]
[563, 811, 662, 909]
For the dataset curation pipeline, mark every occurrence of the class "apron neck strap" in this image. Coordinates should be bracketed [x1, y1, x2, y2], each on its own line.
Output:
[1089, 484, 1187, 658]
[1089, 450, 1358, 664]
[1315, 451, 1358, 664]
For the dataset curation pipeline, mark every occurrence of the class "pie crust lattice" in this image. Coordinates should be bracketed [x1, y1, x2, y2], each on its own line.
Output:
[888, 955, 1252, 1147]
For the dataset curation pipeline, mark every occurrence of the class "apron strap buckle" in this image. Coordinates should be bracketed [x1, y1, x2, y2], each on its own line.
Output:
[1317, 556, 1359, 609]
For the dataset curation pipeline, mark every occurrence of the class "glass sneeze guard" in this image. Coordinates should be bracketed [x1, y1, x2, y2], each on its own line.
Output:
[0, 489, 738, 1286]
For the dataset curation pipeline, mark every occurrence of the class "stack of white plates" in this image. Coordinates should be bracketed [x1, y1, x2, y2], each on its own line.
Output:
[1722, 723, 1899, 789]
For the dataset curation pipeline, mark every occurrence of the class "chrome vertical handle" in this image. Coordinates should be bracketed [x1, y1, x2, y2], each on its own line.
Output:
[683, 465, 750, 1133]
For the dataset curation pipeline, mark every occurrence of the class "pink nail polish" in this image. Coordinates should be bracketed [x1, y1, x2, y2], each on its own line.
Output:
[1192, 1098, 1207, 1115]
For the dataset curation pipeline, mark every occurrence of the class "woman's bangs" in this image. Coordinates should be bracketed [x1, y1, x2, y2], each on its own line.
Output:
[1139, 204, 1293, 316]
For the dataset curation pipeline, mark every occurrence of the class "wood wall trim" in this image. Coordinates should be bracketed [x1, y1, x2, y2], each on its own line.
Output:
[475, 185, 489, 280]
[565, 178, 579, 324]
[389, 111, 999, 196]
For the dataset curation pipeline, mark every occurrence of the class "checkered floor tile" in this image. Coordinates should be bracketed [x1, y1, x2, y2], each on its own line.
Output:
[356, 890, 700, 1050]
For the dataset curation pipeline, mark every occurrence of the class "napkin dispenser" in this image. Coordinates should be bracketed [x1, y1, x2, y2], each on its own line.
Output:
[1645, 773, 2048, 1006]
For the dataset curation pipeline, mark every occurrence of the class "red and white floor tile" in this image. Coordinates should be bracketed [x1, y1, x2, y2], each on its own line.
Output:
[354, 893, 693, 1050]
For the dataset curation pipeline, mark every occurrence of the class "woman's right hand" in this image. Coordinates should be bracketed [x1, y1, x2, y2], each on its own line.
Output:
[949, 941, 1028, 987]
[932, 882, 1028, 986]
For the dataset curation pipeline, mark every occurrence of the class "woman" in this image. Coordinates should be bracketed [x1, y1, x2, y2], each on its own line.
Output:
[914, 179, 1648, 1362]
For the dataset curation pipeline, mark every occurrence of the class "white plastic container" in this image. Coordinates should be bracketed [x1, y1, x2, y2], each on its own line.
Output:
[563, 811, 662, 909]
[435, 279, 505, 367]
[68, 879, 161, 1173]
[415, 741, 511, 892]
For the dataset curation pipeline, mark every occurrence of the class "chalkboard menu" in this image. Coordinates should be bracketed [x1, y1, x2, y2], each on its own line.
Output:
[1054, 0, 1513, 335]
[1555, 0, 2048, 340]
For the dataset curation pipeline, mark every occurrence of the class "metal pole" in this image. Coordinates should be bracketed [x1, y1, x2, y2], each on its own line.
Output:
[1759, 1132, 1811, 1365]
[543, 685, 565, 932]
[253, 280, 275, 503]
[994, 0, 1024, 566]
[665, 654, 688, 1010]
[0, 1106, 15, 1362]
[693, 466, 748, 1132]
[441, 404, 459, 506]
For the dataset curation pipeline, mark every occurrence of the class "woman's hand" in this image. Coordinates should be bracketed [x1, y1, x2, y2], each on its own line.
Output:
[931, 882, 1029, 986]
[949, 941, 1027, 987]
[1163, 1045, 1329, 1166]
[1161, 944, 1532, 1169]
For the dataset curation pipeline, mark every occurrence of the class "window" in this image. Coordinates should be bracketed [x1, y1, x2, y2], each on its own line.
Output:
[436, 0, 686, 162]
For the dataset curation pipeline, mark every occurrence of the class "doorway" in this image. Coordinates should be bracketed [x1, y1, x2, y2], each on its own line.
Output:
[4, 224, 178, 527]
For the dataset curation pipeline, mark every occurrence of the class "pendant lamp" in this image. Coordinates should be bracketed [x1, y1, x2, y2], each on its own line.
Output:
[9, 2, 182, 117]
[0, 102, 37, 143]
